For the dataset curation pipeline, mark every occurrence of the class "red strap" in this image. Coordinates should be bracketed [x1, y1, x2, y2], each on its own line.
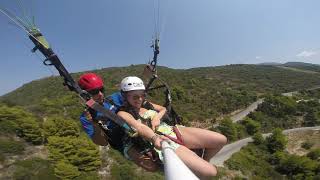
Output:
[173, 126, 184, 145]
[161, 126, 184, 145]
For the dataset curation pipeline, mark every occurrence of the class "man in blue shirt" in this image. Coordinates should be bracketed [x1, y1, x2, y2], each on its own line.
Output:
[78, 73, 159, 171]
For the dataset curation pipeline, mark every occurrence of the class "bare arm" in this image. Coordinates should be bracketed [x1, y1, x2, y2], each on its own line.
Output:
[150, 102, 167, 118]
[117, 110, 157, 141]
[117, 110, 167, 149]
[149, 102, 167, 130]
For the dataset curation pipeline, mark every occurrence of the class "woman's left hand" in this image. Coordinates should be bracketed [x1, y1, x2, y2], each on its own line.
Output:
[151, 117, 161, 131]
[153, 135, 170, 149]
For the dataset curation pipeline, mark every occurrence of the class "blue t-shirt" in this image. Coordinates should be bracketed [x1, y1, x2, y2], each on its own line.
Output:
[79, 92, 123, 138]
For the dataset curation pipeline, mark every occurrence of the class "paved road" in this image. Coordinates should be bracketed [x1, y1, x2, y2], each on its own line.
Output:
[215, 85, 320, 125]
[209, 85, 320, 166]
[210, 126, 320, 167]
[230, 99, 264, 122]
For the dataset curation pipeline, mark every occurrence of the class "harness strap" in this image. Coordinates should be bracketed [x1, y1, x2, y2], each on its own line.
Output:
[173, 126, 184, 145]
[105, 97, 120, 108]
[156, 126, 184, 146]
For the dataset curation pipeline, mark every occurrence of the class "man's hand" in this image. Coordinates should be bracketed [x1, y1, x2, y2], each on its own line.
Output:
[84, 109, 93, 121]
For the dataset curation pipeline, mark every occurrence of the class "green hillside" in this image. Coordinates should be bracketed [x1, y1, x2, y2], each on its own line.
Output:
[1, 64, 320, 179]
[1, 64, 320, 122]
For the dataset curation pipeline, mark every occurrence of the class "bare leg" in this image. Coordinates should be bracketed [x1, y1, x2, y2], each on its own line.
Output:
[175, 145, 217, 178]
[179, 127, 227, 161]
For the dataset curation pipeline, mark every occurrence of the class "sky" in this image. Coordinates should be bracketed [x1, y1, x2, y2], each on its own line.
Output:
[1, 0, 320, 96]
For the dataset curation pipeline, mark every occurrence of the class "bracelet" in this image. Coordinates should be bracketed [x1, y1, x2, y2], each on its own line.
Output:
[150, 134, 159, 144]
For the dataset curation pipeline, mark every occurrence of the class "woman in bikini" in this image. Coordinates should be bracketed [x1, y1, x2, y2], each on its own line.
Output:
[117, 76, 227, 178]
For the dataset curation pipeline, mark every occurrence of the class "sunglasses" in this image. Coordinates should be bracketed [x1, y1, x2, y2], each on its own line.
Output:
[128, 93, 146, 100]
[88, 87, 104, 95]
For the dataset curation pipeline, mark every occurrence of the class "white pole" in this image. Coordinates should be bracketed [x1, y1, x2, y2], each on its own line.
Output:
[161, 141, 199, 180]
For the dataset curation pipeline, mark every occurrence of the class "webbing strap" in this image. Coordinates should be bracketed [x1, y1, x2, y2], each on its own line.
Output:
[156, 126, 184, 146]
[86, 99, 133, 133]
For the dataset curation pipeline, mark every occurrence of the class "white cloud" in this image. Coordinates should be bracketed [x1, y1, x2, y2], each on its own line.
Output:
[255, 56, 261, 59]
[296, 50, 317, 58]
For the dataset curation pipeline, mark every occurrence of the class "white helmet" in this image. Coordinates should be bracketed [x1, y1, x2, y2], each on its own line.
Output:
[120, 76, 145, 92]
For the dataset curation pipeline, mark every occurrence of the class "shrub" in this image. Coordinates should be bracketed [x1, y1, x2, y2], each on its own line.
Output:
[226, 144, 282, 178]
[252, 132, 264, 145]
[0, 104, 43, 144]
[54, 161, 80, 179]
[43, 116, 80, 138]
[13, 158, 57, 180]
[266, 128, 287, 153]
[47, 136, 101, 172]
[74, 172, 100, 180]
[0, 120, 18, 135]
[269, 151, 286, 165]
[0, 153, 5, 162]
[276, 154, 317, 178]
[17, 117, 43, 145]
[218, 118, 238, 142]
[258, 95, 297, 118]
[235, 124, 247, 140]
[301, 141, 314, 150]
[303, 110, 320, 126]
[0, 139, 25, 155]
[242, 118, 261, 135]
[307, 148, 320, 160]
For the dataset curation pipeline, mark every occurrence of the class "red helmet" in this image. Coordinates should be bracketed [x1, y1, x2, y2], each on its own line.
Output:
[78, 73, 104, 91]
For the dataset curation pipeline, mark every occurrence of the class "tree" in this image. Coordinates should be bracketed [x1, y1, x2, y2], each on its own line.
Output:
[0, 104, 30, 121]
[218, 118, 238, 142]
[43, 116, 80, 138]
[74, 146, 102, 171]
[242, 117, 261, 135]
[304, 110, 320, 126]
[269, 151, 286, 165]
[13, 158, 57, 180]
[252, 132, 264, 145]
[47, 136, 101, 172]
[0, 139, 25, 154]
[0, 104, 30, 135]
[17, 117, 43, 145]
[301, 141, 314, 150]
[258, 95, 297, 118]
[54, 161, 80, 180]
[276, 154, 317, 179]
[171, 86, 186, 101]
[235, 123, 246, 139]
[266, 128, 287, 153]
[0, 104, 43, 144]
[307, 148, 320, 161]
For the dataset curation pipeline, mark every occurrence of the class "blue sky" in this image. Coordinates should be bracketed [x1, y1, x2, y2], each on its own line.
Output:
[1, 0, 320, 95]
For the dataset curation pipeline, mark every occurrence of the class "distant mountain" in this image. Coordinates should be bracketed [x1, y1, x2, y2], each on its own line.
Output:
[281, 62, 320, 73]
[258, 61, 320, 73]
[282, 61, 320, 72]
[283, 61, 319, 66]
[258, 62, 282, 66]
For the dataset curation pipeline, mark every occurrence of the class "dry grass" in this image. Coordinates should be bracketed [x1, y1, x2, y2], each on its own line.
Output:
[286, 129, 320, 156]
